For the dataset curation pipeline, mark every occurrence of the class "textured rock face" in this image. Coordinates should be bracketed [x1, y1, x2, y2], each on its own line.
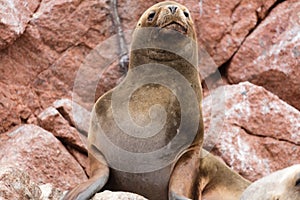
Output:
[228, 0, 300, 110]
[37, 106, 87, 153]
[0, 165, 42, 199]
[196, 0, 277, 67]
[0, 0, 299, 197]
[0, 0, 281, 133]
[203, 82, 300, 181]
[0, 125, 87, 190]
[0, 0, 113, 133]
[0, 0, 40, 50]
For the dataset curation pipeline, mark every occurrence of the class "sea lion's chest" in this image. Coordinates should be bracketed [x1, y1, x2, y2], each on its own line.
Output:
[99, 84, 181, 152]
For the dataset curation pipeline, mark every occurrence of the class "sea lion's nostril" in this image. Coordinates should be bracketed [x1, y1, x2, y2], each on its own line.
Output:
[168, 5, 178, 14]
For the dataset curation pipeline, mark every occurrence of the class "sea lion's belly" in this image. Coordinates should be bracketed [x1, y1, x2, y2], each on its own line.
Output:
[105, 165, 172, 200]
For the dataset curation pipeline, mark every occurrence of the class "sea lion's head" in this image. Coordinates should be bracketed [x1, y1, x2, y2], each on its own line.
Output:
[241, 164, 300, 200]
[130, 1, 197, 65]
[137, 1, 196, 40]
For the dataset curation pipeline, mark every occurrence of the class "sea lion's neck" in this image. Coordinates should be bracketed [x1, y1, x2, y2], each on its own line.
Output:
[129, 49, 199, 85]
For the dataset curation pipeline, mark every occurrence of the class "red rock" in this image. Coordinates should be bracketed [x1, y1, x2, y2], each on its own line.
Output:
[228, 0, 300, 110]
[66, 147, 89, 175]
[196, 0, 277, 67]
[0, 0, 280, 132]
[203, 82, 300, 181]
[0, 165, 42, 199]
[0, 125, 87, 190]
[0, 0, 40, 50]
[0, 83, 41, 133]
[38, 106, 87, 153]
[31, 0, 111, 52]
[53, 98, 91, 135]
[0, 0, 114, 133]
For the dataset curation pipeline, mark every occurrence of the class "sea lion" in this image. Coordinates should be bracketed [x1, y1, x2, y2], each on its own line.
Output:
[64, 1, 250, 200]
[241, 164, 300, 200]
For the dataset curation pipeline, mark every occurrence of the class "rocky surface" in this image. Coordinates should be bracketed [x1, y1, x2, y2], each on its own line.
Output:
[0, 0, 283, 133]
[0, 124, 87, 190]
[228, 0, 300, 110]
[37, 106, 87, 153]
[196, 0, 277, 67]
[39, 183, 65, 200]
[92, 191, 148, 200]
[0, 165, 42, 199]
[0, 0, 299, 198]
[0, 0, 40, 50]
[203, 82, 300, 181]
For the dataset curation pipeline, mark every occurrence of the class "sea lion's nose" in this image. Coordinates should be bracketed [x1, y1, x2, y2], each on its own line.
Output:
[168, 5, 178, 14]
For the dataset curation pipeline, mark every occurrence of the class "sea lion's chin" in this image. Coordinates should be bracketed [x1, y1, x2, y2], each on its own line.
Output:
[161, 22, 187, 35]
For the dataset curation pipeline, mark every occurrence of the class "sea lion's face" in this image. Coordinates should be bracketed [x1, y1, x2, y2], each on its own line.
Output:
[131, 1, 197, 63]
[137, 1, 196, 40]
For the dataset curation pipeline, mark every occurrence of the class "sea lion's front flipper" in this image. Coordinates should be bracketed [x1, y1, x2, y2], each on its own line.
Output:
[199, 149, 250, 200]
[63, 149, 109, 200]
[169, 149, 201, 200]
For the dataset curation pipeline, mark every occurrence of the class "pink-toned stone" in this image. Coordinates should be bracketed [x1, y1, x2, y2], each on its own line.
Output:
[228, 0, 300, 110]
[0, 165, 42, 199]
[37, 106, 87, 153]
[196, 0, 277, 67]
[0, 0, 115, 133]
[30, 0, 111, 52]
[0, 83, 41, 133]
[0, 125, 87, 190]
[0, 0, 280, 133]
[203, 82, 300, 181]
[0, 0, 40, 50]
[53, 99, 91, 135]
[66, 146, 89, 175]
[92, 190, 148, 200]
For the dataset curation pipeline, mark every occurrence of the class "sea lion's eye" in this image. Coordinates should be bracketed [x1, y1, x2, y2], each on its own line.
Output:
[148, 11, 156, 21]
[296, 178, 300, 187]
[183, 11, 189, 18]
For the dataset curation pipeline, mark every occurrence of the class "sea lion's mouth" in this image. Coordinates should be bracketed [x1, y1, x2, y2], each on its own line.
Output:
[161, 22, 187, 35]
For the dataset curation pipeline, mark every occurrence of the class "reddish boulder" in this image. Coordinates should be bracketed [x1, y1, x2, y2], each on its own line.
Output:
[203, 82, 300, 181]
[53, 99, 91, 135]
[228, 0, 300, 110]
[0, 0, 115, 133]
[0, 125, 87, 190]
[0, 0, 281, 133]
[0, 83, 41, 133]
[196, 0, 277, 67]
[0, 0, 40, 50]
[37, 106, 87, 153]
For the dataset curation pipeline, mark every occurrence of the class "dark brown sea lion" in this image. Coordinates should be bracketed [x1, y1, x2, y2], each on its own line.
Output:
[64, 1, 250, 200]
